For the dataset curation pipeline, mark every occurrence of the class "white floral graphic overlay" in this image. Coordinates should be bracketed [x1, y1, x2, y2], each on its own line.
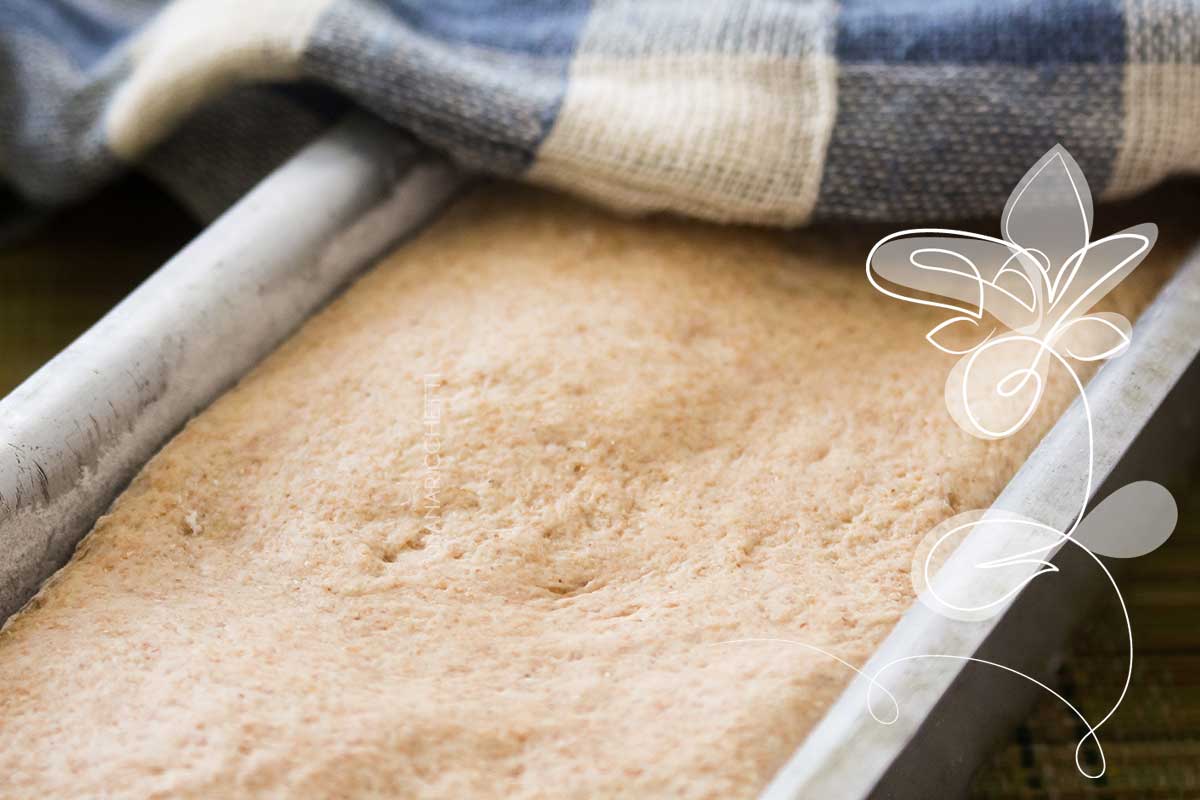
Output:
[725, 147, 1178, 781]
[864, 145, 1178, 778]
[868, 144, 1154, 443]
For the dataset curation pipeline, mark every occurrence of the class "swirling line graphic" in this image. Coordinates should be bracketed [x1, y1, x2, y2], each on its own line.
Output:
[726, 146, 1179, 780]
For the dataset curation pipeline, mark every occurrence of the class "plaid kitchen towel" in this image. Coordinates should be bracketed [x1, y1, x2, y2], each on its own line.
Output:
[1, 0, 1198, 228]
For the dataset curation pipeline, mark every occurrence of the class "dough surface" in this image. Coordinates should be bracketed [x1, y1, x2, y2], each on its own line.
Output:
[0, 187, 1171, 798]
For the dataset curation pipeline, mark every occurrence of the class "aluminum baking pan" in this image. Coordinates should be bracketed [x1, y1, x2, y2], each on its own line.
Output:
[0, 115, 465, 624]
[2, 118, 1198, 799]
[766, 237, 1200, 799]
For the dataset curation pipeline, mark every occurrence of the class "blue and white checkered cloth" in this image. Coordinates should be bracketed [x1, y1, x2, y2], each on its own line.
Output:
[1, 0, 1197, 227]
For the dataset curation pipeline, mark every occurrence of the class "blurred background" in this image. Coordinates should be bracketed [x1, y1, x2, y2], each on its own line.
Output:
[0, 178, 196, 393]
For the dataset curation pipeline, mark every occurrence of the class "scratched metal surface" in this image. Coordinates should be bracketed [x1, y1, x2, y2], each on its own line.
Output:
[763, 243, 1200, 799]
[0, 116, 465, 624]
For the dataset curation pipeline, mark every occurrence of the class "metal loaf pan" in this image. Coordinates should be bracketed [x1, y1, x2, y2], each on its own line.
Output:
[767, 231, 1200, 799]
[1, 118, 1198, 799]
[0, 116, 465, 623]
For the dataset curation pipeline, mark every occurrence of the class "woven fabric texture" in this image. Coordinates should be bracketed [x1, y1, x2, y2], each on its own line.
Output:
[3, 0, 1200, 226]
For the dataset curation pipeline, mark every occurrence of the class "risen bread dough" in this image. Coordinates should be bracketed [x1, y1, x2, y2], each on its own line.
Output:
[0, 186, 1170, 798]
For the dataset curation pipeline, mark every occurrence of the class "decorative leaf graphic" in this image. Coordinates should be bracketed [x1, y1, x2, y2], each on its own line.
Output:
[867, 232, 1044, 333]
[1002, 145, 1093, 295]
[992, 263, 1038, 314]
[1048, 225, 1157, 323]
[911, 509, 1063, 622]
[1075, 481, 1178, 558]
[925, 315, 994, 355]
[1056, 312, 1132, 362]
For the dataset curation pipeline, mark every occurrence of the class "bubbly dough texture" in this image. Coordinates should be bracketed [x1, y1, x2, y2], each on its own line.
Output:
[0, 187, 1171, 798]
